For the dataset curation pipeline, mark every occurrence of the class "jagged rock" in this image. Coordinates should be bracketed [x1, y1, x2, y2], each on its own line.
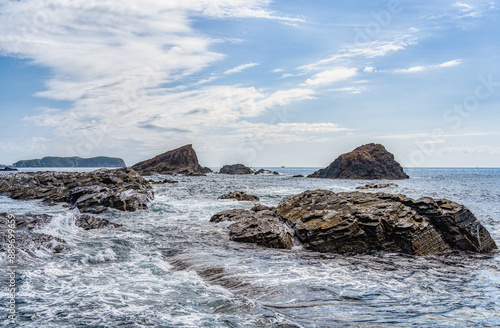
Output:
[254, 168, 279, 175]
[203, 167, 214, 173]
[75, 214, 122, 230]
[132, 144, 205, 176]
[308, 143, 409, 180]
[0, 168, 154, 213]
[219, 164, 253, 175]
[210, 190, 497, 255]
[218, 191, 260, 201]
[356, 183, 398, 190]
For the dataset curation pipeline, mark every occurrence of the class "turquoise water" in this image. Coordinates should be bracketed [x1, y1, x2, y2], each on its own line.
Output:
[1, 168, 499, 327]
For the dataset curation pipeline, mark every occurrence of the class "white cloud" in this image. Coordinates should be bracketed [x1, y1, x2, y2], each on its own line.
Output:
[394, 59, 461, 73]
[224, 62, 259, 75]
[304, 68, 357, 86]
[363, 66, 375, 73]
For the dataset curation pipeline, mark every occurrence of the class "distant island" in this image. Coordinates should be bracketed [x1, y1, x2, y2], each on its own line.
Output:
[13, 156, 126, 168]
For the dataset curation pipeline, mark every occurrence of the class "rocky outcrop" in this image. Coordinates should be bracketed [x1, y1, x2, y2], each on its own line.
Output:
[0, 212, 121, 257]
[292, 175, 304, 178]
[13, 156, 125, 168]
[218, 191, 260, 201]
[132, 144, 205, 176]
[219, 164, 253, 175]
[210, 205, 293, 249]
[211, 190, 497, 255]
[0, 168, 154, 213]
[148, 179, 179, 184]
[254, 169, 279, 175]
[203, 167, 214, 173]
[0, 166, 17, 171]
[308, 143, 409, 180]
[356, 183, 398, 190]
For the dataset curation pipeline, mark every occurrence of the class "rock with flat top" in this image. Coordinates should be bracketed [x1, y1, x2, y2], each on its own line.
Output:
[309, 143, 409, 180]
[218, 191, 259, 201]
[219, 164, 253, 175]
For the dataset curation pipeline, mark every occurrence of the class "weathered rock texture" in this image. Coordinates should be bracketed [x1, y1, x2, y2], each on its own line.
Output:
[211, 190, 497, 255]
[218, 191, 260, 201]
[219, 164, 253, 175]
[210, 205, 293, 249]
[0, 168, 154, 213]
[356, 183, 398, 190]
[132, 144, 205, 176]
[309, 143, 409, 180]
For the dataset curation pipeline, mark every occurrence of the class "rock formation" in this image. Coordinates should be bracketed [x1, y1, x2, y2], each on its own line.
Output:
[0, 168, 154, 213]
[13, 156, 125, 168]
[219, 164, 253, 175]
[308, 143, 409, 179]
[218, 191, 260, 201]
[203, 167, 214, 173]
[211, 190, 497, 255]
[356, 183, 398, 190]
[132, 144, 205, 176]
[254, 169, 279, 175]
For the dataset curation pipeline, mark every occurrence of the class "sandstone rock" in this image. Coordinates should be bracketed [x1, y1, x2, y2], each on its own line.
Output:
[308, 143, 409, 180]
[356, 183, 398, 190]
[0, 168, 154, 213]
[132, 144, 205, 176]
[218, 191, 260, 201]
[210, 190, 497, 255]
[219, 164, 253, 175]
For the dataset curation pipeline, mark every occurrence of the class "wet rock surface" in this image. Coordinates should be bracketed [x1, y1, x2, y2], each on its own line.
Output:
[132, 144, 205, 176]
[218, 191, 260, 201]
[211, 190, 497, 255]
[308, 143, 409, 180]
[219, 164, 254, 175]
[356, 183, 398, 190]
[0, 168, 154, 213]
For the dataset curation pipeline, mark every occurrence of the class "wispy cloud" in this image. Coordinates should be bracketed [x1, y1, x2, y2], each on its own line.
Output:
[224, 62, 259, 75]
[304, 68, 357, 86]
[393, 59, 462, 73]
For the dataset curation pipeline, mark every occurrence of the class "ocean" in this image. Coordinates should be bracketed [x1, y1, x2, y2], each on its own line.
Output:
[1, 168, 499, 327]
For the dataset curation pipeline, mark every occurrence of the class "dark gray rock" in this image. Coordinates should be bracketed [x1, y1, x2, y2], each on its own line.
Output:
[0, 168, 154, 213]
[0, 166, 17, 171]
[219, 164, 253, 175]
[254, 168, 279, 175]
[211, 190, 497, 255]
[203, 167, 214, 173]
[309, 143, 409, 180]
[218, 191, 260, 201]
[356, 183, 398, 190]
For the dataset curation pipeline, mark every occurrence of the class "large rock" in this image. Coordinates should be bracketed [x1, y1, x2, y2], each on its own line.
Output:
[13, 156, 125, 168]
[0, 168, 154, 213]
[308, 143, 409, 179]
[211, 190, 497, 255]
[0, 166, 17, 171]
[132, 144, 205, 176]
[219, 164, 253, 175]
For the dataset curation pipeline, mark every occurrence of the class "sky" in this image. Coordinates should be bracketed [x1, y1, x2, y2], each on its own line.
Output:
[0, 0, 499, 168]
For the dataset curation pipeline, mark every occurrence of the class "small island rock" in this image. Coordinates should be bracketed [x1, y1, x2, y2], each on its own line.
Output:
[219, 164, 253, 175]
[218, 191, 260, 201]
[308, 143, 409, 180]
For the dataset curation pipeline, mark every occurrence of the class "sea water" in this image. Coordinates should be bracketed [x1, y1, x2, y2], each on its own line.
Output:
[0, 168, 499, 327]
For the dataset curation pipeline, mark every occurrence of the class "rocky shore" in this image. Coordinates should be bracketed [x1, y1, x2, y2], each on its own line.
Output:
[211, 190, 498, 255]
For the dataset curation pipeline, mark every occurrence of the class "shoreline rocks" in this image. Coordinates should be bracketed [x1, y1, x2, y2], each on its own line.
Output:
[218, 191, 260, 201]
[219, 164, 253, 175]
[254, 169, 279, 175]
[132, 144, 205, 176]
[308, 143, 409, 180]
[0, 166, 17, 171]
[0, 168, 154, 213]
[356, 183, 398, 190]
[211, 190, 497, 255]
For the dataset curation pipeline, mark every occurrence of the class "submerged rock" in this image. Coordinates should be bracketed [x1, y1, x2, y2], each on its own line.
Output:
[218, 191, 260, 201]
[132, 144, 205, 176]
[211, 190, 497, 255]
[356, 183, 398, 190]
[219, 164, 253, 175]
[0, 168, 154, 213]
[308, 143, 409, 180]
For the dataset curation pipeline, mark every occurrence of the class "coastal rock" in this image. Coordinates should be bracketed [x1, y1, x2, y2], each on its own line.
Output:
[254, 168, 279, 175]
[292, 175, 304, 178]
[0, 168, 154, 213]
[75, 214, 123, 230]
[0, 166, 17, 171]
[356, 183, 398, 190]
[218, 191, 260, 201]
[211, 190, 497, 255]
[308, 143, 409, 180]
[132, 144, 205, 176]
[203, 167, 214, 173]
[219, 164, 253, 175]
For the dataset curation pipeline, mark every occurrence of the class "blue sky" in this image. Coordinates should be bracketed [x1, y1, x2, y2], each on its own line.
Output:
[1, 0, 499, 167]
